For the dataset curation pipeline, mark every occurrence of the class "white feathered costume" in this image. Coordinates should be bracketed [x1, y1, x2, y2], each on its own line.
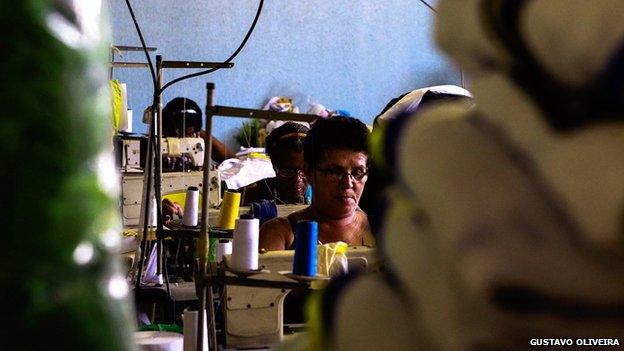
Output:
[326, 1, 624, 350]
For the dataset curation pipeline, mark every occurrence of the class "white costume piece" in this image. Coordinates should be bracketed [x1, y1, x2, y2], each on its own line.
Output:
[375, 85, 472, 126]
[331, 1, 624, 350]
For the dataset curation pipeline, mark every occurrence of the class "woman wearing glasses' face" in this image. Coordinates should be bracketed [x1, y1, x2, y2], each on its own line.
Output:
[309, 149, 368, 218]
[260, 117, 374, 251]
[272, 147, 307, 204]
[264, 122, 310, 204]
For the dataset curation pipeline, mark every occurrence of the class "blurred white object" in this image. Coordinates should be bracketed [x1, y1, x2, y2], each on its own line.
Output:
[331, 1, 624, 350]
[135, 331, 183, 351]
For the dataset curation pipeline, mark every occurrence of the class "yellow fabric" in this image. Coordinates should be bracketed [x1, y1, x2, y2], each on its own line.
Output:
[317, 241, 348, 276]
[248, 152, 270, 160]
[109, 79, 122, 132]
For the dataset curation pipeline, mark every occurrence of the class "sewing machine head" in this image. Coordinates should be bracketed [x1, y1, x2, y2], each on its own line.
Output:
[162, 137, 205, 168]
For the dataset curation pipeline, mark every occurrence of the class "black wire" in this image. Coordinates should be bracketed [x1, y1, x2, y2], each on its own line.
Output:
[418, 0, 438, 14]
[123, 0, 157, 90]
[159, 0, 265, 94]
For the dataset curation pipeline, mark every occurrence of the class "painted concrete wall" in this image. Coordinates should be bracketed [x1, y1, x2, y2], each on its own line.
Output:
[108, 0, 459, 149]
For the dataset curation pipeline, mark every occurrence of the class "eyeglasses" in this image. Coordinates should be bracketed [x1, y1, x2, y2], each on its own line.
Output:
[276, 167, 306, 179]
[316, 166, 368, 182]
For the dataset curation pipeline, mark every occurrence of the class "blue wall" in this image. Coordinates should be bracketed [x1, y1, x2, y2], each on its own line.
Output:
[108, 0, 459, 150]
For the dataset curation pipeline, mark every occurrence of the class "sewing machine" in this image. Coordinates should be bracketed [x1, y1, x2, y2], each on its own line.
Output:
[115, 135, 205, 172]
[221, 247, 379, 349]
[161, 137, 205, 168]
[114, 133, 147, 173]
[121, 170, 221, 226]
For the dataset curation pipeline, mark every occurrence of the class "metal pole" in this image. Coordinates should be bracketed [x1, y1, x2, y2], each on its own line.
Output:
[155, 55, 165, 283]
[197, 82, 215, 350]
[134, 96, 155, 290]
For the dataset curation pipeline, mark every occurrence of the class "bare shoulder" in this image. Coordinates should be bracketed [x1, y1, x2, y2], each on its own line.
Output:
[356, 209, 375, 247]
[356, 208, 371, 231]
[288, 207, 310, 221]
[262, 216, 291, 232]
[259, 217, 294, 251]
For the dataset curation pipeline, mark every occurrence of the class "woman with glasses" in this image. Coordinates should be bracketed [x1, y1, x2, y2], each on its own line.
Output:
[264, 122, 310, 204]
[259, 116, 375, 251]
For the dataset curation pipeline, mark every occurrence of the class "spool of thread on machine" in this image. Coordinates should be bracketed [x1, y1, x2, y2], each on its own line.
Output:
[182, 308, 208, 351]
[230, 215, 259, 271]
[217, 190, 241, 229]
[293, 220, 318, 277]
[216, 239, 232, 263]
[182, 186, 199, 227]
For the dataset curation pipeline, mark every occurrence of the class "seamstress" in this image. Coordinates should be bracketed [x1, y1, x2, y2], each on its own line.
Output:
[259, 116, 375, 250]
[243, 122, 310, 205]
[265, 122, 309, 204]
[162, 97, 233, 169]
[161, 97, 233, 224]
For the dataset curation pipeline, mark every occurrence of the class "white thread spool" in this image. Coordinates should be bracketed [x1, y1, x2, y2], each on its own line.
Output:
[182, 308, 208, 351]
[216, 239, 232, 263]
[230, 216, 259, 271]
[182, 186, 199, 227]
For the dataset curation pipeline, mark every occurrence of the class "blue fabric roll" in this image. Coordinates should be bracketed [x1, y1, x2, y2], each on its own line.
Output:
[293, 220, 318, 276]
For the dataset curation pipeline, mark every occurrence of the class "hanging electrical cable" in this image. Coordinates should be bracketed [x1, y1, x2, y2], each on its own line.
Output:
[159, 0, 264, 94]
[418, 0, 438, 14]
[123, 0, 157, 89]
[123, 0, 264, 94]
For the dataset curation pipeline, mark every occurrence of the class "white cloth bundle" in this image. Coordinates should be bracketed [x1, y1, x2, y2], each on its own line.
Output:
[217, 153, 276, 190]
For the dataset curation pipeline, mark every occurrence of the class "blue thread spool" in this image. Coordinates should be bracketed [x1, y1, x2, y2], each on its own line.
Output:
[293, 220, 318, 276]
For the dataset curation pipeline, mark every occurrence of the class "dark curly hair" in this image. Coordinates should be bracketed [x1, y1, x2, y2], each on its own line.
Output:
[303, 116, 369, 169]
[265, 122, 309, 160]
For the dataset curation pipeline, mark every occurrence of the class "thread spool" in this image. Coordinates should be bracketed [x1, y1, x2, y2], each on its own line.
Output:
[293, 220, 318, 276]
[182, 308, 207, 351]
[216, 239, 232, 263]
[217, 190, 241, 229]
[182, 186, 199, 227]
[230, 215, 259, 271]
